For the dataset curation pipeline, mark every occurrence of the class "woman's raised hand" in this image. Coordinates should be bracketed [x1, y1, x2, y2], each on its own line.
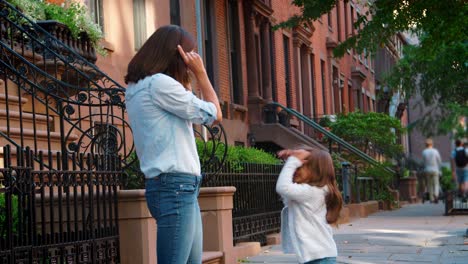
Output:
[177, 45, 206, 77]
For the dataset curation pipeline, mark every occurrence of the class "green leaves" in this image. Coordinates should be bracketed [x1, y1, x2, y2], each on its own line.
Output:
[277, 0, 467, 136]
[8, 0, 105, 55]
[330, 111, 405, 159]
[196, 139, 280, 165]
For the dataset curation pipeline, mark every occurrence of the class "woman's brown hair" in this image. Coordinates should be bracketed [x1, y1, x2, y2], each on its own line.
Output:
[295, 149, 343, 224]
[124, 25, 195, 86]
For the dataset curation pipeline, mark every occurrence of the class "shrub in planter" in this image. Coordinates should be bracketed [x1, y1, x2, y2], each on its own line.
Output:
[123, 140, 281, 190]
[440, 166, 456, 193]
[7, 0, 105, 55]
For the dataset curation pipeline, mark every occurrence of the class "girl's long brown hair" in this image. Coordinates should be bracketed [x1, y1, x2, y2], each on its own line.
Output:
[124, 25, 195, 87]
[295, 149, 343, 224]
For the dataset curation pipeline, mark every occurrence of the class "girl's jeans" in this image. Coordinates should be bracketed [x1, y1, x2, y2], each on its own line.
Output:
[145, 173, 203, 264]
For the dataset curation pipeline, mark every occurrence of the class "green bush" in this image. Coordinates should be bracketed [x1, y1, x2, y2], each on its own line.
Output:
[196, 139, 280, 165]
[440, 166, 456, 192]
[7, 0, 105, 55]
[330, 111, 405, 159]
[0, 192, 19, 237]
[123, 141, 281, 189]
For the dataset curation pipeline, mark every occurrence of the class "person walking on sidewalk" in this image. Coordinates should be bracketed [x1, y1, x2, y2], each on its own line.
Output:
[422, 138, 442, 203]
[124, 25, 222, 264]
[451, 139, 468, 200]
[276, 148, 343, 264]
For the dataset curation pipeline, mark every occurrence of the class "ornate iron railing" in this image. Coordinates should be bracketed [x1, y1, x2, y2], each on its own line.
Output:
[0, 0, 131, 170]
[0, 145, 122, 263]
[0, 1, 228, 263]
[203, 162, 283, 245]
[265, 102, 395, 175]
[445, 191, 468, 216]
[0, 0, 227, 173]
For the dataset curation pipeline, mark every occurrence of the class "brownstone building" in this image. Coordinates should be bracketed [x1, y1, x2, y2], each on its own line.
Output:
[87, 0, 407, 151]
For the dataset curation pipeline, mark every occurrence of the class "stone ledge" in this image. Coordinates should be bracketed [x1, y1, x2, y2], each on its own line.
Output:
[202, 251, 223, 264]
[337, 206, 350, 224]
[347, 201, 379, 218]
[266, 233, 281, 245]
[232, 242, 262, 263]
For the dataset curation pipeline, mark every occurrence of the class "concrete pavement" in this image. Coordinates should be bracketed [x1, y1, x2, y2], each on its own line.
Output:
[241, 203, 468, 264]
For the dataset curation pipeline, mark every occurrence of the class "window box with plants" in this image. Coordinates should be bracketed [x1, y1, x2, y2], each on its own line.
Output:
[5, 0, 105, 63]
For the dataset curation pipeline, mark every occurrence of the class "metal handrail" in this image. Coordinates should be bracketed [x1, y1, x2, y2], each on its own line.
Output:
[269, 102, 395, 175]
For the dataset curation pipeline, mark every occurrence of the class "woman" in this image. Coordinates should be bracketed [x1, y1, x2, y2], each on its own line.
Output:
[124, 25, 222, 264]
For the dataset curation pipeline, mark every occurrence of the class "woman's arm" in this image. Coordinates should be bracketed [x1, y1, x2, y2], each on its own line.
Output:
[178, 45, 222, 122]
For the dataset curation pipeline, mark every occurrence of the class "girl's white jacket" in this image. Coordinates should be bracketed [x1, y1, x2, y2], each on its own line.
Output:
[276, 156, 338, 263]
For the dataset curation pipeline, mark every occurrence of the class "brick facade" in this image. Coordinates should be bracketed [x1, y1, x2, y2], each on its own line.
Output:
[94, 0, 407, 148]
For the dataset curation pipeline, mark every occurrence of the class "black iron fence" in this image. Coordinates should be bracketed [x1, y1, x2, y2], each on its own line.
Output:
[0, 145, 123, 263]
[202, 161, 376, 245]
[0, 2, 129, 263]
[203, 162, 283, 245]
[445, 191, 468, 215]
[0, 0, 133, 170]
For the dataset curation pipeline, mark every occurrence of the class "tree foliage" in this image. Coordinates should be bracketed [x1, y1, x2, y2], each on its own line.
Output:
[330, 111, 404, 159]
[277, 0, 467, 135]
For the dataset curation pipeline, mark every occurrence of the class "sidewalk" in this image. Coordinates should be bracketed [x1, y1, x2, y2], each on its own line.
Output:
[241, 203, 468, 264]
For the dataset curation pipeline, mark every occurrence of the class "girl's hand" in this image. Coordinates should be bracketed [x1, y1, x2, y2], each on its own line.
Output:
[278, 149, 310, 163]
[177, 45, 206, 77]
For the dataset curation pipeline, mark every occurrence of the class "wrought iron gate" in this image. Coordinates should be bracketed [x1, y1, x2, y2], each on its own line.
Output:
[0, 145, 122, 263]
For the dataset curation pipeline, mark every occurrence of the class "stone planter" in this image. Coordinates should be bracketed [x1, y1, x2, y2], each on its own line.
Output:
[399, 176, 418, 203]
[118, 187, 236, 264]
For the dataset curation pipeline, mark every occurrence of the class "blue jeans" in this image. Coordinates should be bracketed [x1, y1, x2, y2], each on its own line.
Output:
[304, 257, 337, 264]
[145, 173, 203, 264]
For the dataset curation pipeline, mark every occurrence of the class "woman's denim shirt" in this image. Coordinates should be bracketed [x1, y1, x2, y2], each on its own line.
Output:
[125, 73, 217, 178]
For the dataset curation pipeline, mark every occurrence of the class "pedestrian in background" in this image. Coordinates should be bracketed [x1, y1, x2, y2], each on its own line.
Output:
[276, 148, 343, 264]
[451, 139, 468, 201]
[124, 25, 222, 264]
[422, 139, 442, 203]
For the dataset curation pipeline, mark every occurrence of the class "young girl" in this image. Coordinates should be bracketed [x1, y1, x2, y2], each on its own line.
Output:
[276, 148, 343, 264]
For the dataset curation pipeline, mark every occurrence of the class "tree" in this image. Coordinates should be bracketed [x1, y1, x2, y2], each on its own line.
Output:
[277, 0, 467, 136]
[330, 111, 404, 160]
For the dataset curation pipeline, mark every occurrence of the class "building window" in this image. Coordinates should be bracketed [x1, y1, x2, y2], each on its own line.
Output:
[170, 0, 181, 25]
[350, 5, 355, 36]
[320, 60, 327, 114]
[344, 1, 349, 38]
[202, 0, 216, 87]
[283, 35, 292, 108]
[87, 0, 104, 33]
[336, 2, 341, 41]
[332, 66, 339, 114]
[270, 26, 277, 102]
[356, 89, 361, 111]
[133, 0, 147, 50]
[310, 54, 316, 117]
[255, 34, 262, 97]
[339, 79, 344, 113]
[327, 12, 333, 30]
[227, 0, 243, 104]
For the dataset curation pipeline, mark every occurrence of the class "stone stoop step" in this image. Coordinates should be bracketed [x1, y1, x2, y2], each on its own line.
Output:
[202, 251, 223, 264]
